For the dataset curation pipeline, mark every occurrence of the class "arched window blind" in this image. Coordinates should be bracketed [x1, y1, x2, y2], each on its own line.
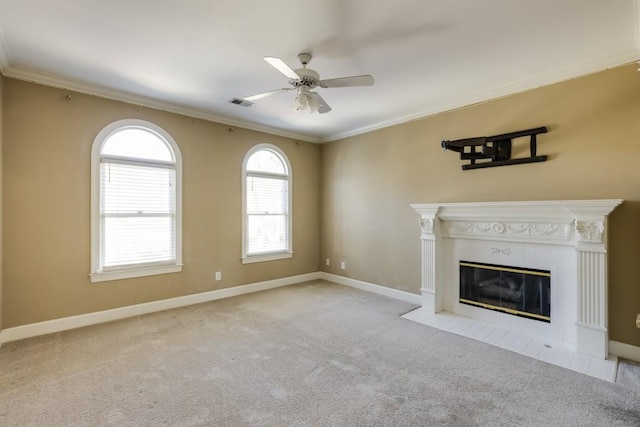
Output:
[91, 120, 182, 282]
[242, 144, 292, 263]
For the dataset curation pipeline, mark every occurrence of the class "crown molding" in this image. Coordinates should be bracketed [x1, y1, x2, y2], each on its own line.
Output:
[322, 49, 640, 142]
[1, 64, 323, 144]
[2, 38, 639, 145]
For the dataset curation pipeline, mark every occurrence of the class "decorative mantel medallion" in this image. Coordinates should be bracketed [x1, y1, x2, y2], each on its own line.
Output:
[419, 218, 434, 235]
[575, 220, 605, 243]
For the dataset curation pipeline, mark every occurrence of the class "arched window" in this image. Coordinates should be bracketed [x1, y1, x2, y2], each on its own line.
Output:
[90, 119, 182, 282]
[242, 144, 292, 263]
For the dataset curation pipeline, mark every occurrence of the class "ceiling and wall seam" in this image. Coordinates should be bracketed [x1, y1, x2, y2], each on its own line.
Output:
[0, 5, 639, 144]
[0, 64, 323, 144]
[635, 0, 640, 50]
[4, 54, 639, 145]
[0, 24, 10, 73]
[326, 51, 640, 142]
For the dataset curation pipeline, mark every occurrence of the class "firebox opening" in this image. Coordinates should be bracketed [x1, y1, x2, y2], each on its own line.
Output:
[459, 261, 551, 322]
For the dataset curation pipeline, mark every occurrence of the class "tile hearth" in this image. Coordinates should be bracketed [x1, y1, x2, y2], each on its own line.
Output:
[408, 200, 623, 382]
[402, 307, 618, 382]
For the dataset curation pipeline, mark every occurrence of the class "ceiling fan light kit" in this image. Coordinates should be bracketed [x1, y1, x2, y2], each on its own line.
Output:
[237, 53, 374, 114]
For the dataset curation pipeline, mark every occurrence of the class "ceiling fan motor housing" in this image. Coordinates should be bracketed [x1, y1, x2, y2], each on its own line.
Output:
[292, 68, 320, 89]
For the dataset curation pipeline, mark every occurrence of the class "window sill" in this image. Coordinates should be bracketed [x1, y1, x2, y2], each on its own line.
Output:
[242, 252, 293, 264]
[90, 264, 183, 283]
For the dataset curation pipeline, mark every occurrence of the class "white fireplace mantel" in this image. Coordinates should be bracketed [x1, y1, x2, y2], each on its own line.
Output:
[410, 199, 622, 359]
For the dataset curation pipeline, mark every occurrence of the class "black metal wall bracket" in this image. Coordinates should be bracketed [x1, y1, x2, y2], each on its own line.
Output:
[441, 126, 548, 170]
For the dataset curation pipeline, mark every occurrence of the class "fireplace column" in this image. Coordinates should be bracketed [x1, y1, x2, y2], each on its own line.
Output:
[572, 212, 612, 359]
[418, 207, 441, 314]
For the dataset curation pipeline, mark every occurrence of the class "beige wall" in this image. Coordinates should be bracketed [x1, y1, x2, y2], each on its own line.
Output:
[3, 64, 640, 348]
[321, 64, 640, 347]
[2, 77, 320, 328]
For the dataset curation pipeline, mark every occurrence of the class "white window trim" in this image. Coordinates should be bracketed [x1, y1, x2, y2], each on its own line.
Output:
[90, 119, 183, 282]
[241, 143, 293, 264]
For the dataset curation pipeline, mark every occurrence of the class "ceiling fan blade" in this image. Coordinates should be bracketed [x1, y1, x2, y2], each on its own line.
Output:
[309, 92, 332, 114]
[244, 88, 293, 101]
[320, 75, 374, 88]
[264, 57, 300, 80]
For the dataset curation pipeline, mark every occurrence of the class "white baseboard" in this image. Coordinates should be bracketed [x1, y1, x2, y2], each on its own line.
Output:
[609, 340, 640, 363]
[320, 272, 421, 305]
[0, 272, 322, 345]
[17, 271, 640, 358]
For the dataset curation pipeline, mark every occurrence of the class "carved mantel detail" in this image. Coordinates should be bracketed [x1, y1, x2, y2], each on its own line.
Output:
[442, 220, 573, 242]
[575, 220, 605, 243]
[419, 218, 434, 235]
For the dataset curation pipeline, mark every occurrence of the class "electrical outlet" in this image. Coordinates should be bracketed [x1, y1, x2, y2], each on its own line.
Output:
[340, 261, 346, 270]
[215, 271, 222, 281]
[326, 258, 330, 266]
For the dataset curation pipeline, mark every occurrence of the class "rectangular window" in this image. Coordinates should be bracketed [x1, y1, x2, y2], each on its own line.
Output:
[100, 161, 176, 269]
[246, 175, 288, 255]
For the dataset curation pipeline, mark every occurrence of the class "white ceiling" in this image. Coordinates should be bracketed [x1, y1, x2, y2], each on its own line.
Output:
[0, 1, 638, 143]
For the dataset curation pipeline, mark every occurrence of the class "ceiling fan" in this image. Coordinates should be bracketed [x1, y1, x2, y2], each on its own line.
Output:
[237, 53, 374, 114]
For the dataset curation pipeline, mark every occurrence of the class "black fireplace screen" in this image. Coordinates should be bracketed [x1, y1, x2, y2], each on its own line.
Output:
[459, 261, 551, 322]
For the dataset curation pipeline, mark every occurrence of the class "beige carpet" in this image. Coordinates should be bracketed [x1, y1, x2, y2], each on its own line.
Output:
[1, 280, 639, 426]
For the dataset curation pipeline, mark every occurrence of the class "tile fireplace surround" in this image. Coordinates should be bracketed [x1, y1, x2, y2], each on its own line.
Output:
[407, 200, 622, 373]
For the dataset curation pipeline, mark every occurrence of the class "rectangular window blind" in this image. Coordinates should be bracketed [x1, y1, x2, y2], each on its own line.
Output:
[100, 161, 176, 269]
[246, 175, 288, 255]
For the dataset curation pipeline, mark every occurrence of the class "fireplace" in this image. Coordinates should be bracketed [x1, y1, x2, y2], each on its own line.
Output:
[410, 200, 622, 359]
[459, 261, 551, 322]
